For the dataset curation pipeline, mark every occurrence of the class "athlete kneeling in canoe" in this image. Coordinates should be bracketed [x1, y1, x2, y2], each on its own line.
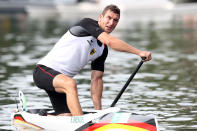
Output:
[33, 5, 152, 116]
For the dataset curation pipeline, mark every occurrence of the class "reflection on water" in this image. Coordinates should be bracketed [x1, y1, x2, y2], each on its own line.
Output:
[0, 8, 197, 131]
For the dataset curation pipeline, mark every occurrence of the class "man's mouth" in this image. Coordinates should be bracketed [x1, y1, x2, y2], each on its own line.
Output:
[106, 26, 112, 30]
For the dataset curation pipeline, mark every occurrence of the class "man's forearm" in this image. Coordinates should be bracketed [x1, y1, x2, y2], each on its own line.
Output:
[91, 71, 103, 110]
[98, 32, 141, 55]
[98, 32, 152, 61]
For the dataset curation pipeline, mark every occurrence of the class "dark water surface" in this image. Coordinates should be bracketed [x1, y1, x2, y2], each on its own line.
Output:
[0, 7, 197, 131]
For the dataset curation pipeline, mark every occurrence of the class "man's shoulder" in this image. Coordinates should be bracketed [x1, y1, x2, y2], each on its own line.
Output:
[79, 18, 97, 24]
[81, 18, 95, 21]
[69, 18, 96, 37]
[70, 18, 103, 38]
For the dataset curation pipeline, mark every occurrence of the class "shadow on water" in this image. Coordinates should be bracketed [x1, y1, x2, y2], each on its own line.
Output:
[0, 8, 197, 131]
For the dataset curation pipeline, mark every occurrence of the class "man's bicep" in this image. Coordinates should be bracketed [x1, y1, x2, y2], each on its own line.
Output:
[98, 32, 116, 46]
[91, 70, 103, 79]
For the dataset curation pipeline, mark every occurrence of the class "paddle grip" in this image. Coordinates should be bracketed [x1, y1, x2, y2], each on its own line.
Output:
[141, 57, 146, 61]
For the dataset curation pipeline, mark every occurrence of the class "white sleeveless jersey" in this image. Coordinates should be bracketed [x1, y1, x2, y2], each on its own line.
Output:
[38, 18, 108, 77]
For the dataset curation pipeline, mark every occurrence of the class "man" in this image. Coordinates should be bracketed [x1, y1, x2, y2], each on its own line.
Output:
[33, 5, 152, 116]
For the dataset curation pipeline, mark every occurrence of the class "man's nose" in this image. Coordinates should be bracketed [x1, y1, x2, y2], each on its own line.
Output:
[109, 19, 114, 25]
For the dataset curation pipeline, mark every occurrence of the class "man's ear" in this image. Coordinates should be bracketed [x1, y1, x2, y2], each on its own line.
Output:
[98, 14, 103, 22]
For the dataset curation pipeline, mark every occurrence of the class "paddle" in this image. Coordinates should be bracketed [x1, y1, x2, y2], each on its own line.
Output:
[110, 57, 146, 107]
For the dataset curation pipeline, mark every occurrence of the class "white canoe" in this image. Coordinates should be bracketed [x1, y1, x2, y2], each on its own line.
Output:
[11, 107, 159, 131]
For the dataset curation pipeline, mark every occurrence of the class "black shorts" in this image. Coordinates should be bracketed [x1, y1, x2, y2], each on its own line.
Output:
[33, 65, 70, 114]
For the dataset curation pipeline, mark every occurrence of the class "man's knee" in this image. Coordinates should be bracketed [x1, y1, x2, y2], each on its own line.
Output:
[64, 79, 77, 93]
[53, 74, 77, 94]
[66, 79, 76, 88]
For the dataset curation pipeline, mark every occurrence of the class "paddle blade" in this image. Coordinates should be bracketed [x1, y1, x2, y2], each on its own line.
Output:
[19, 91, 27, 111]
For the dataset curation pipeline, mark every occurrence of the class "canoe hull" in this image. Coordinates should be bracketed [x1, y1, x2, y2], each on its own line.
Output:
[12, 108, 158, 131]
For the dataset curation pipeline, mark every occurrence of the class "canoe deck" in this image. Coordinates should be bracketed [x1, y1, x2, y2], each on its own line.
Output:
[12, 108, 159, 131]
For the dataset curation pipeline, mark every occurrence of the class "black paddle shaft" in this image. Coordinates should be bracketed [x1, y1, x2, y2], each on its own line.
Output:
[110, 57, 146, 107]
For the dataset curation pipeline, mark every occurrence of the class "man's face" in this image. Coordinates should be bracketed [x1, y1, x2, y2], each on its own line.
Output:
[98, 10, 120, 33]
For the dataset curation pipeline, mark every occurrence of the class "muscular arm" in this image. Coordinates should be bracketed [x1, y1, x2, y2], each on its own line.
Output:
[91, 70, 104, 110]
[98, 32, 152, 61]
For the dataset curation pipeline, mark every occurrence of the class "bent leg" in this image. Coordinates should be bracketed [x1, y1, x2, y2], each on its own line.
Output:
[45, 90, 70, 114]
[53, 74, 83, 116]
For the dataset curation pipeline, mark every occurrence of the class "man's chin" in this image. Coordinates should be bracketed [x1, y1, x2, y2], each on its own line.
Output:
[105, 29, 112, 34]
[104, 28, 112, 33]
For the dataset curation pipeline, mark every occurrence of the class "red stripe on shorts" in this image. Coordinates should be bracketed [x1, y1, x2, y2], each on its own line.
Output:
[38, 65, 55, 78]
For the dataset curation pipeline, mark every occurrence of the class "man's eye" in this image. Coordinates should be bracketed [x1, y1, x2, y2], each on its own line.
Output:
[114, 19, 119, 22]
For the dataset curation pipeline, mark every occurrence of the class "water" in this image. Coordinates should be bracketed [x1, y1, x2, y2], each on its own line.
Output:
[0, 5, 197, 131]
